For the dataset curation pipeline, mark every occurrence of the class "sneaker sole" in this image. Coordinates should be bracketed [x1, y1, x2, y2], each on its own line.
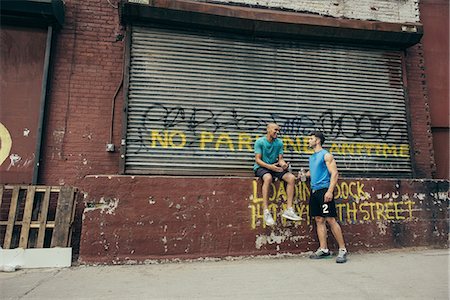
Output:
[310, 254, 332, 259]
[281, 214, 301, 221]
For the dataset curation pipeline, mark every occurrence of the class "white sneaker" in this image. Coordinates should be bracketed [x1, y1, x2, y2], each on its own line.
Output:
[336, 248, 348, 263]
[263, 209, 275, 226]
[282, 207, 301, 221]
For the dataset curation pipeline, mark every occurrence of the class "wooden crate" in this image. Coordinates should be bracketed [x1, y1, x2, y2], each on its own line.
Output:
[0, 185, 77, 249]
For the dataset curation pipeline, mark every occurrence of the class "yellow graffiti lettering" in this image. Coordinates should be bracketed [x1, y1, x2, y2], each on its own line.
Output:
[269, 183, 277, 202]
[199, 131, 214, 150]
[336, 203, 345, 222]
[282, 136, 298, 153]
[376, 202, 386, 220]
[348, 182, 357, 198]
[356, 143, 364, 155]
[346, 202, 358, 222]
[215, 133, 234, 151]
[329, 143, 341, 155]
[399, 144, 410, 157]
[385, 202, 395, 220]
[302, 137, 313, 154]
[357, 182, 366, 199]
[250, 180, 417, 229]
[0, 122, 12, 166]
[151, 130, 169, 148]
[334, 181, 368, 200]
[238, 133, 253, 151]
[394, 202, 405, 220]
[277, 182, 287, 201]
[168, 130, 186, 148]
[342, 143, 355, 155]
[359, 202, 371, 221]
[383, 144, 397, 158]
[404, 200, 415, 219]
[252, 180, 263, 204]
[151, 130, 186, 148]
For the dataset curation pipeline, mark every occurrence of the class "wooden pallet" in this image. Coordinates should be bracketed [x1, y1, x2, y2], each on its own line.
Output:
[0, 185, 77, 249]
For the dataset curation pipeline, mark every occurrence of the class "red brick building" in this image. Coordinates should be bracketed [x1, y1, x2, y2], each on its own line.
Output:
[1, 0, 448, 264]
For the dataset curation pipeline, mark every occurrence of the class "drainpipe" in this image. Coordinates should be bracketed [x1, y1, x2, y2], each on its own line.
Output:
[32, 25, 53, 184]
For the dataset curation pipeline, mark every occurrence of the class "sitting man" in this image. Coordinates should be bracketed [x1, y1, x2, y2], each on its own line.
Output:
[253, 123, 301, 226]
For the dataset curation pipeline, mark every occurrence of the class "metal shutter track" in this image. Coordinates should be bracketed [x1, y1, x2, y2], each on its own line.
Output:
[126, 26, 412, 177]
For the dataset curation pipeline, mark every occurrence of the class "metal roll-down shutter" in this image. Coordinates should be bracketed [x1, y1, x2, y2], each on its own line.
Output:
[125, 26, 412, 177]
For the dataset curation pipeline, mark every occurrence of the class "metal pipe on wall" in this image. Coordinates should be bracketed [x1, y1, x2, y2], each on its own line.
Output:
[32, 25, 53, 184]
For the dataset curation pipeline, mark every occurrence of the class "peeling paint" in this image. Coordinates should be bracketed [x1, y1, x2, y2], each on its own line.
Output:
[376, 221, 388, 235]
[255, 229, 306, 249]
[414, 193, 426, 201]
[84, 197, 119, 215]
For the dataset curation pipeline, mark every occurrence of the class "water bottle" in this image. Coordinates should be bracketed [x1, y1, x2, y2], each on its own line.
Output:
[299, 167, 307, 182]
[288, 163, 292, 172]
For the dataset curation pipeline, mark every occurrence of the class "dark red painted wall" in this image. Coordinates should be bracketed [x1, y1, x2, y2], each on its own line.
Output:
[79, 177, 448, 264]
[0, 27, 47, 184]
[420, 0, 449, 179]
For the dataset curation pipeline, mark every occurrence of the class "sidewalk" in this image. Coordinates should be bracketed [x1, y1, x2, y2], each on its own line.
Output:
[1, 248, 448, 300]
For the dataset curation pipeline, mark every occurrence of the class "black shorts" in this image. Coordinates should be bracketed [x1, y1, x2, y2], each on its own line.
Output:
[309, 188, 337, 218]
[255, 167, 289, 181]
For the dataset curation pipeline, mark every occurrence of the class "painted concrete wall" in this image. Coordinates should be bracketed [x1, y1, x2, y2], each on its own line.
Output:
[79, 177, 448, 263]
[201, 0, 420, 23]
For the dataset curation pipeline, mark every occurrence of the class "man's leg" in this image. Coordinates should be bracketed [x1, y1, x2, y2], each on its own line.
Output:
[326, 217, 346, 249]
[262, 173, 272, 210]
[309, 215, 331, 259]
[282, 172, 296, 208]
[315, 216, 328, 249]
[326, 217, 348, 263]
[281, 172, 301, 221]
[261, 173, 276, 226]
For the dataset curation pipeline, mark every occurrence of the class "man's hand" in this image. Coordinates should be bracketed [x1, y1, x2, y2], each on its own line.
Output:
[270, 164, 284, 172]
[280, 162, 289, 170]
[324, 191, 333, 202]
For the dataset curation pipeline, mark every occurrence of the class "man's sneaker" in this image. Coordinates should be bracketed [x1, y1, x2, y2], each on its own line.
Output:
[310, 248, 331, 259]
[282, 207, 301, 221]
[263, 209, 275, 226]
[336, 248, 348, 263]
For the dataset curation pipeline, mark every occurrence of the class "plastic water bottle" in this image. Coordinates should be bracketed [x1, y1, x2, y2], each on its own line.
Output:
[299, 167, 307, 182]
[288, 163, 292, 172]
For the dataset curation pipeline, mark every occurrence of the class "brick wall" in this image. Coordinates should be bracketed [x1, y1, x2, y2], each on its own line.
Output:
[404, 43, 436, 178]
[40, 0, 124, 186]
[202, 0, 419, 23]
[40, 1, 433, 186]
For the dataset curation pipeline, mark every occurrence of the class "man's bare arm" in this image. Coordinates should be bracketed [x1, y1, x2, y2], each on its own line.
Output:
[324, 153, 339, 202]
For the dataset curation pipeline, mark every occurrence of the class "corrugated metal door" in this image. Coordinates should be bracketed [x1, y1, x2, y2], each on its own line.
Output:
[125, 26, 412, 177]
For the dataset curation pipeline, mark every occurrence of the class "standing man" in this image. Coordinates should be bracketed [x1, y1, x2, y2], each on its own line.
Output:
[254, 123, 301, 226]
[303, 131, 347, 263]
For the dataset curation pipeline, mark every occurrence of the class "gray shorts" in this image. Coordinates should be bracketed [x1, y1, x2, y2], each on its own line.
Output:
[254, 167, 289, 180]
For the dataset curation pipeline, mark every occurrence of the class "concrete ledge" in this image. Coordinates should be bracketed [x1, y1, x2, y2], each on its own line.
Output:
[0, 248, 72, 272]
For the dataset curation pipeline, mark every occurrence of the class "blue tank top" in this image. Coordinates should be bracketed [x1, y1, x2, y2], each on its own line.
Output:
[309, 149, 330, 190]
